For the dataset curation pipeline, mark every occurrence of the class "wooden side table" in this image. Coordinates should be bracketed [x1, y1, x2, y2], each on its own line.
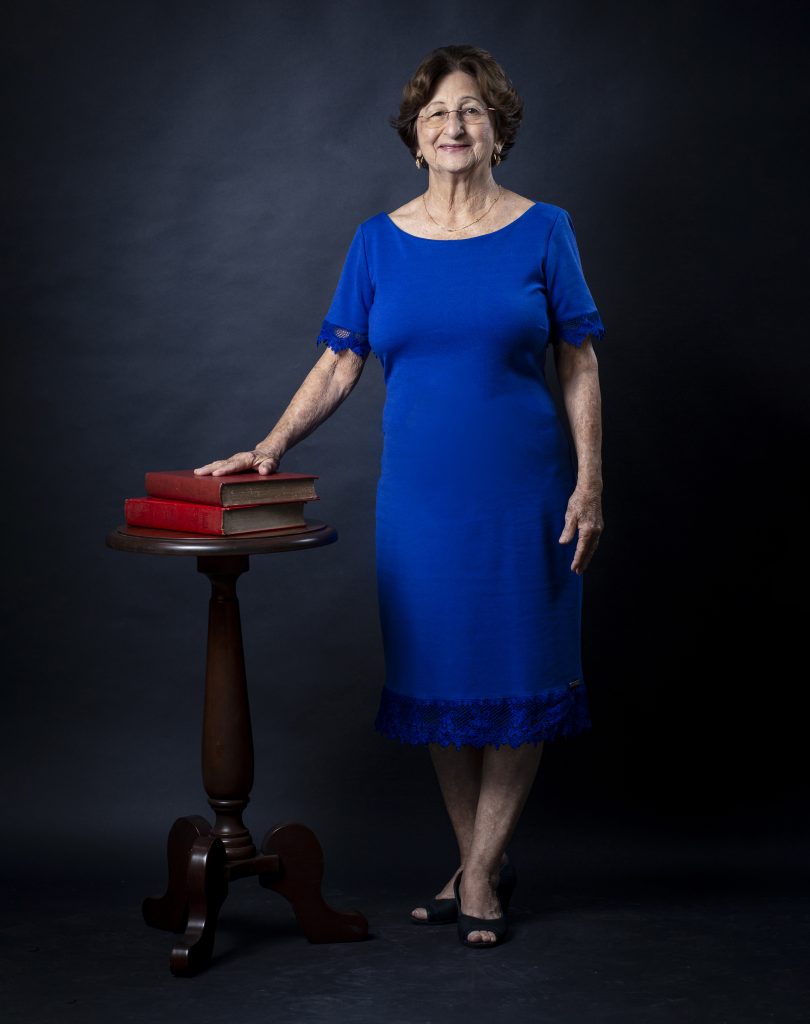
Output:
[106, 520, 369, 976]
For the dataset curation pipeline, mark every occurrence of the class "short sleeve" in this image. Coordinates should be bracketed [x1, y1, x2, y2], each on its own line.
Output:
[315, 225, 374, 359]
[545, 209, 606, 348]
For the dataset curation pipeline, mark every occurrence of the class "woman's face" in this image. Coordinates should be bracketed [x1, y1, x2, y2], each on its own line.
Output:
[415, 70, 498, 175]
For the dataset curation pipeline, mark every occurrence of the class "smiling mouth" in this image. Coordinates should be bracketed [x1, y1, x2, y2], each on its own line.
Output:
[440, 145, 469, 149]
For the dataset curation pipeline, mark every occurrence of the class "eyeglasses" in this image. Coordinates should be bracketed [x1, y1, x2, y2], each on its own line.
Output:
[418, 105, 496, 128]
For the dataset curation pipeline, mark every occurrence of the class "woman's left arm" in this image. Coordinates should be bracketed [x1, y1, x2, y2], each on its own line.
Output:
[553, 336, 604, 575]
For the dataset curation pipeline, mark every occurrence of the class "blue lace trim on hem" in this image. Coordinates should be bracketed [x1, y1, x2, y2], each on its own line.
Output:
[316, 319, 379, 360]
[554, 310, 606, 348]
[373, 681, 592, 750]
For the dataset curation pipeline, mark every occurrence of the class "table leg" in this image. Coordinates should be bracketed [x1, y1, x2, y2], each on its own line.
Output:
[198, 554, 256, 860]
[143, 552, 369, 975]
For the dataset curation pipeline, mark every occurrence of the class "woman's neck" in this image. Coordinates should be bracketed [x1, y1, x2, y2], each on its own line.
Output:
[424, 171, 501, 224]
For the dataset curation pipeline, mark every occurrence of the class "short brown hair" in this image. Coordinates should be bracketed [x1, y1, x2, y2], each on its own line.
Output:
[389, 44, 524, 166]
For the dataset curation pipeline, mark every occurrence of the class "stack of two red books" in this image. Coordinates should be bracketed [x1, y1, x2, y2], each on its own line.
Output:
[124, 469, 320, 535]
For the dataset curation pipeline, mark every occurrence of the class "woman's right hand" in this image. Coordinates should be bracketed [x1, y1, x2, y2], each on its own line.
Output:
[194, 447, 282, 477]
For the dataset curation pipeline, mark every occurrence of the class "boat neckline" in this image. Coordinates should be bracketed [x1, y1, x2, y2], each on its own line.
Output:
[382, 201, 539, 241]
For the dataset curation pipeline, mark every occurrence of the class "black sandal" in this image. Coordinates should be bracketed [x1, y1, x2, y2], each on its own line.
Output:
[410, 895, 459, 925]
[453, 865, 516, 947]
[410, 857, 515, 926]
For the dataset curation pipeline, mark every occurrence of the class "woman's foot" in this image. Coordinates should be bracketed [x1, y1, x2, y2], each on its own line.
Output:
[410, 852, 508, 924]
[456, 864, 504, 944]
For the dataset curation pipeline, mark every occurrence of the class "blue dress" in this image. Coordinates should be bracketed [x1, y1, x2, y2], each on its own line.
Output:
[315, 200, 606, 750]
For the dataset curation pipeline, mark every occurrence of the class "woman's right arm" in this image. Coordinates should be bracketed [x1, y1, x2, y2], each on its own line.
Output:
[194, 346, 368, 477]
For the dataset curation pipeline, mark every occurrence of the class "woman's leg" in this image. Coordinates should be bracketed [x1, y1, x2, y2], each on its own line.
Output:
[411, 742, 482, 919]
[460, 740, 545, 943]
[411, 741, 508, 920]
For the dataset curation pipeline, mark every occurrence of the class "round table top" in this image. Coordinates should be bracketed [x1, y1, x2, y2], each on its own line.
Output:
[106, 518, 338, 556]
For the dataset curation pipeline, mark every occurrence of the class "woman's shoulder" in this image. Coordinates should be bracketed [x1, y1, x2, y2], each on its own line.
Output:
[386, 194, 423, 223]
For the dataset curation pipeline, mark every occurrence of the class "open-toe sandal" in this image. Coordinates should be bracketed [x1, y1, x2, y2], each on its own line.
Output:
[410, 895, 458, 925]
[411, 857, 517, 927]
[453, 868, 512, 948]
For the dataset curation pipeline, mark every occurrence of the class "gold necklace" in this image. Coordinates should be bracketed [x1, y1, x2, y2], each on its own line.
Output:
[422, 184, 504, 233]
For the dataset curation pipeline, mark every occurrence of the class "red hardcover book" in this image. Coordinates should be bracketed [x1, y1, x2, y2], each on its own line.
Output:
[145, 469, 319, 507]
[125, 496, 316, 535]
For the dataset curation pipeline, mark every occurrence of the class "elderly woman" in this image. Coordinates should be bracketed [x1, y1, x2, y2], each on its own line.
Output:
[195, 44, 606, 949]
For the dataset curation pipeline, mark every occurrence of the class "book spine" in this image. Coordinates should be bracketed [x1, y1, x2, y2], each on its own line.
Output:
[125, 498, 226, 534]
[145, 473, 222, 504]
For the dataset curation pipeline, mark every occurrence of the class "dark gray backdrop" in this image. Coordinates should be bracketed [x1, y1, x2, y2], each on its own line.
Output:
[4, 0, 806, 881]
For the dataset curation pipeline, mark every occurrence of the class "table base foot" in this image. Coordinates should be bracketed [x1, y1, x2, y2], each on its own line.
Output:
[258, 822, 369, 944]
[143, 815, 213, 933]
[144, 816, 369, 974]
[169, 833, 228, 977]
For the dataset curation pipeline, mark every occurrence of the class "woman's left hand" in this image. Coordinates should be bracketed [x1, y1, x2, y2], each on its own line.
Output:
[559, 484, 604, 575]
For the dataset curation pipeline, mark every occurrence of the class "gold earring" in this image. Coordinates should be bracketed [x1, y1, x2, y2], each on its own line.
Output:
[415, 154, 425, 169]
[493, 148, 502, 166]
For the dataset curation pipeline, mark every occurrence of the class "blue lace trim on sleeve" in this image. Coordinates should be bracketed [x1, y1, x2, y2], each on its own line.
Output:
[373, 680, 591, 750]
[554, 310, 606, 348]
[316, 319, 372, 359]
